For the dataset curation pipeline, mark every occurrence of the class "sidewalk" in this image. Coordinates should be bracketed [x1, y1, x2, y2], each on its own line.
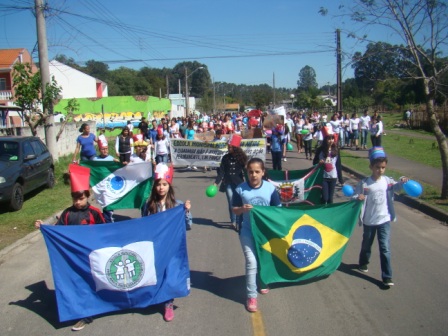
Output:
[339, 146, 446, 223]
[341, 146, 442, 189]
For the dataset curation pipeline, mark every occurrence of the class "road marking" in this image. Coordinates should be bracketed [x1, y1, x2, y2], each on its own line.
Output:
[251, 311, 266, 336]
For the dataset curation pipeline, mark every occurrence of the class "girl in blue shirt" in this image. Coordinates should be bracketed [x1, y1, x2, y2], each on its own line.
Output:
[232, 158, 281, 313]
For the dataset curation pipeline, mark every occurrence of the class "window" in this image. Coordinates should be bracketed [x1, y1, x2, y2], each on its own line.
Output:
[31, 140, 44, 156]
[0, 78, 6, 91]
[23, 142, 35, 158]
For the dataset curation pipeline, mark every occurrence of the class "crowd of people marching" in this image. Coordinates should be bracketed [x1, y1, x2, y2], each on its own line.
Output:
[36, 108, 404, 331]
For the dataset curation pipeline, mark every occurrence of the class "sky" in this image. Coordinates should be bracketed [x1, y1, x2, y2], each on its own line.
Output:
[0, 0, 412, 90]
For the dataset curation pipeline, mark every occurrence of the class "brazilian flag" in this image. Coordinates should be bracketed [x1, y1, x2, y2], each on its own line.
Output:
[267, 165, 323, 205]
[250, 201, 362, 284]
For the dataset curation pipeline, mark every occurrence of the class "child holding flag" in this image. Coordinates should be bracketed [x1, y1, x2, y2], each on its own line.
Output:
[313, 126, 344, 204]
[141, 163, 192, 321]
[354, 147, 408, 287]
[34, 164, 106, 331]
[232, 158, 282, 312]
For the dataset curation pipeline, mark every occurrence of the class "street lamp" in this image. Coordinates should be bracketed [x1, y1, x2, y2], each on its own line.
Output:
[290, 94, 295, 111]
[185, 66, 204, 117]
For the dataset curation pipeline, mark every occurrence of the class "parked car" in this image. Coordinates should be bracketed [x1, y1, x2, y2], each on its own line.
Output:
[0, 136, 55, 211]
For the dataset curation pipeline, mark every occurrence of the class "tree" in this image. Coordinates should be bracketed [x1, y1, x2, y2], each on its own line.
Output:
[12, 63, 61, 137]
[322, 0, 448, 198]
[297, 65, 318, 91]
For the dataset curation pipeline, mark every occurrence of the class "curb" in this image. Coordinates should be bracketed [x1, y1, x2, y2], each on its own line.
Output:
[0, 211, 61, 263]
[342, 164, 448, 224]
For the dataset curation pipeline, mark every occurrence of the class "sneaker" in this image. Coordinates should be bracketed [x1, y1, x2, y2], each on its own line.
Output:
[246, 298, 257, 312]
[260, 288, 270, 295]
[383, 278, 394, 286]
[192, 166, 198, 170]
[164, 302, 175, 322]
[71, 317, 93, 331]
[358, 265, 368, 273]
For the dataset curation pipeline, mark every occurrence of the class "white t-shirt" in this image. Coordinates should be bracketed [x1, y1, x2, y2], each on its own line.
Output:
[363, 176, 391, 225]
[360, 115, 371, 129]
[155, 138, 169, 155]
[350, 118, 360, 131]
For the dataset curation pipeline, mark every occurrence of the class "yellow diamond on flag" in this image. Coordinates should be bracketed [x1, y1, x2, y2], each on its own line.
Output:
[261, 214, 349, 273]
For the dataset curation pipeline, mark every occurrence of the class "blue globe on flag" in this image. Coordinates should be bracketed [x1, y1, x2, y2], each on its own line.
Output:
[110, 176, 125, 191]
[287, 225, 322, 268]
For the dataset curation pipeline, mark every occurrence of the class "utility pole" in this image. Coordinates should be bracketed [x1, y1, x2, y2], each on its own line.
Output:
[35, 0, 57, 159]
[213, 79, 216, 114]
[336, 29, 342, 113]
[185, 67, 189, 118]
[273, 72, 276, 108]
[165, 75, 169, 98]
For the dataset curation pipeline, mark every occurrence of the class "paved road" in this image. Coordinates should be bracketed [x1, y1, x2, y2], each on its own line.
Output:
[1, 147, 447, 335]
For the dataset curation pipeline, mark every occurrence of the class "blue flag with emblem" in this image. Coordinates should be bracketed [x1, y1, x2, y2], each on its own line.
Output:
[250, 201, 362, 284]
[40, 206, 190, 322]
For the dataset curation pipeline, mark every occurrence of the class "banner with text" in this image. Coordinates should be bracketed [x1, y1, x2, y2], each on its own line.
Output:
[170, 138, 266, 167]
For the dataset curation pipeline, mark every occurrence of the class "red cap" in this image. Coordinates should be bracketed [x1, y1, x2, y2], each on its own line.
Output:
[228, 134, 242, 147]
[321, 126, 334, 138]
[157, 128, 163, 136]
[154, 163, 174, 184]
[249, 118, 259, 127]
[69, 164, 90, 192]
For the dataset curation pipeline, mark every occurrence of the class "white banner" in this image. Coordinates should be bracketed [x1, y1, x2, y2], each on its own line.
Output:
[170, 138, 266, 167]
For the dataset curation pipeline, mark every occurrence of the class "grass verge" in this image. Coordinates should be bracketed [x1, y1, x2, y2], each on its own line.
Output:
[0, 155, 72, 251]
[340, 151, 447, 213]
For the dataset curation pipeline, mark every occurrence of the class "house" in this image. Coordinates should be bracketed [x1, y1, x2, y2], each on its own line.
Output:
[318, 94, 337, 107]
[0, 48, 38, 128]
[49, 60, 108, 99]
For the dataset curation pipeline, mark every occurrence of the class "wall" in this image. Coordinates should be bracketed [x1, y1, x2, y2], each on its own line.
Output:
[0, 121, 96, 161]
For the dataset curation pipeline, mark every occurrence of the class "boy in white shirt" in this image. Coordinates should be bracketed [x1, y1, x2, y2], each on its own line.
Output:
[354, 147, 408, 287]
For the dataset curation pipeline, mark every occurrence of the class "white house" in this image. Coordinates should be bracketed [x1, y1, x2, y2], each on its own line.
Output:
[318, 94, 337, 107]
[49, 60, 108, 99]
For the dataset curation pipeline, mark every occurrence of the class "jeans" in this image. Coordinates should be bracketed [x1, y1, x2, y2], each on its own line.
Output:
[239, 226, 258, 298]
[103, 210, 114, 223]
[156, 154, 168, 164]
[371, 135, 382, 147]
[81, 154, 96, 161]
[303, 139, 312, 157]
[361, 129, 369, 147]
[359, 222, 392, 279]
[271, 151, 282, 170]
[225, 184, 241, 224]
[322, 178, 337, 204]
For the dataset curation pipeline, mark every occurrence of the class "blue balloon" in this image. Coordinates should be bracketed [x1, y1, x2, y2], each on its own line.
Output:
[403, 180, 423, 197]
[342, 185, 354, 197]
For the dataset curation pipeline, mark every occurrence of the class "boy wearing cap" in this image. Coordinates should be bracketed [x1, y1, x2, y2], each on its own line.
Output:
[354, 147, 408, 287]
[35, 164, 106, 331]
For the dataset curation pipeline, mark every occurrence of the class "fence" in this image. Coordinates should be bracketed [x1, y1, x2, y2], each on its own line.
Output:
[0, 121, 96, 161]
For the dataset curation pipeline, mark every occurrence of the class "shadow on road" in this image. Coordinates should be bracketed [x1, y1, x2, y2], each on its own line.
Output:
[9, 281, 171, 328]
[338, 262, 391, 290]
[190, 270, 245, 305]
[193, 217, 236, 230]
[9, 281, 71, 329]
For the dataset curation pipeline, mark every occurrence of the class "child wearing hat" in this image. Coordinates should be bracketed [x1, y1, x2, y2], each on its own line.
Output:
[141, 163, 192, 321]
[34, 164, 106, 331]
[353, 147, 408, 287]
[129, 140, 154, 165]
